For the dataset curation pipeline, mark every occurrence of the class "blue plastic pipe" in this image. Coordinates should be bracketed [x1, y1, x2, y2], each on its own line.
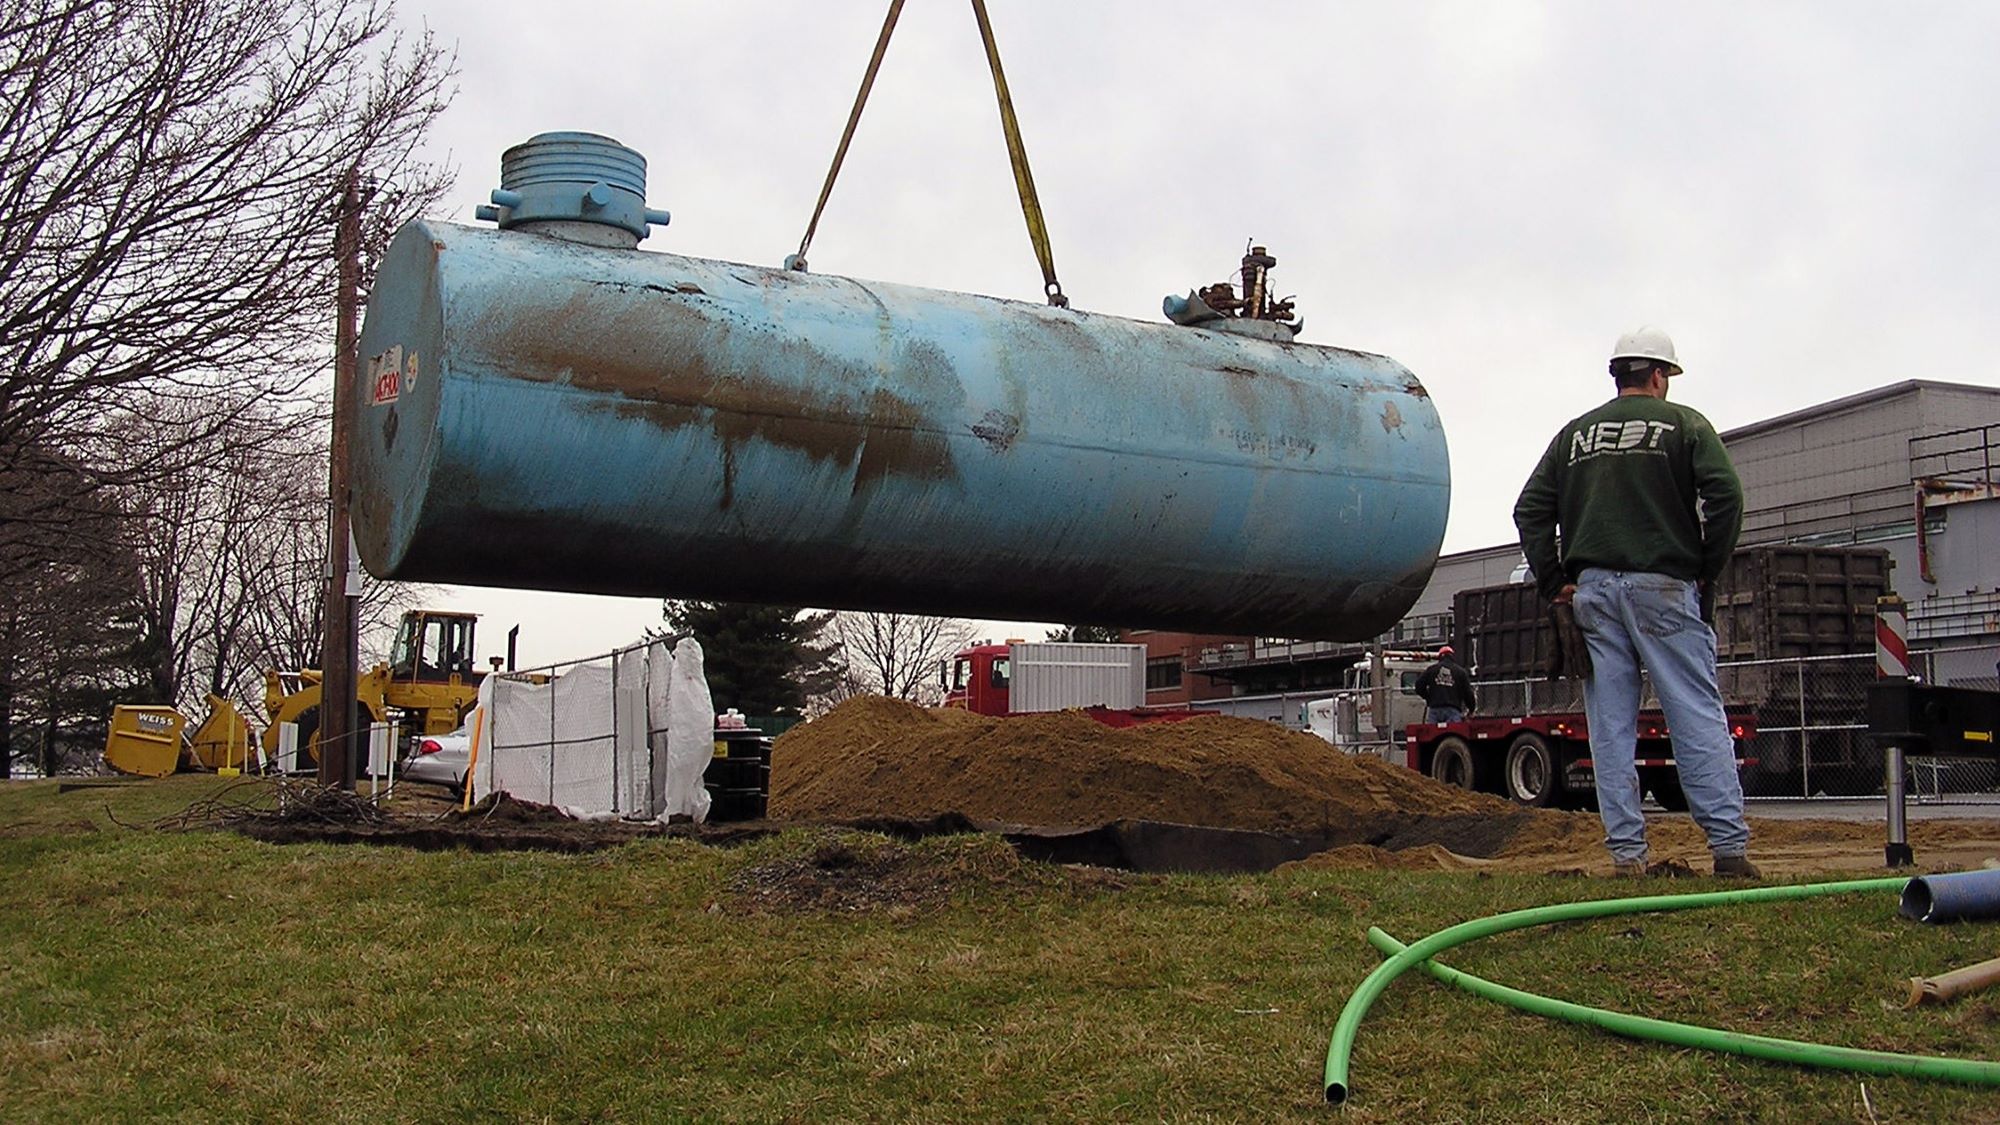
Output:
[1900, 868, 2000, 923]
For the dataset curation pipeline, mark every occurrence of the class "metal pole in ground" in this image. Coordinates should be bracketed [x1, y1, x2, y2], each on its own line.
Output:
[611, 653, 620, 815]
[319, 168, 363, 790]
[1798, 660, 1809, 798]
[1878, 595, 1913, 867]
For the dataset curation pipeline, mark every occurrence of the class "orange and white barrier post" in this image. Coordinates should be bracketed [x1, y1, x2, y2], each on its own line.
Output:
[1877, 594, 1911, 680]
[1879, 595, 1913, 867]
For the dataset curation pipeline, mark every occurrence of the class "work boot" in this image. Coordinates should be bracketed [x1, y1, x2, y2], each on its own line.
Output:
[1612, 859, 1648, 879]
[1713, 854, 1763, 879]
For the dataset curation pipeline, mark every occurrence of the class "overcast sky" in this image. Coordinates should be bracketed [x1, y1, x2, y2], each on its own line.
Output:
[386, 0, 2000, 665]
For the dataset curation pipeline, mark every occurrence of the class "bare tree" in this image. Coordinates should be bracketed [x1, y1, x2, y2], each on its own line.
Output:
[0, 0, 455, 755]
[829, 612, 977, 706]
[1046, 623, 1123, 643]
[122, 396, 436, 724]
[0, 0, 454, 582]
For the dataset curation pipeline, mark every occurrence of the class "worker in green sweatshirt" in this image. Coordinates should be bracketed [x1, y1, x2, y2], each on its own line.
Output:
[1513, 326, 1759, 880]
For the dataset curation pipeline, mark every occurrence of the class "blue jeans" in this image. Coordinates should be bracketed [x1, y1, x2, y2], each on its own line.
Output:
[1572, 568, 1749, 863]
[1426, 706, 1465, 724]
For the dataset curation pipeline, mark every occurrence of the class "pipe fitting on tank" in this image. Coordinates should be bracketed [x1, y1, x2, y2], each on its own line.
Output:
[477, 131, 669, 248]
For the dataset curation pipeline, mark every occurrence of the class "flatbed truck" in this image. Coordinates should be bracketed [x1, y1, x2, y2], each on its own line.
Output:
[1307, 651, 1754, 808]
[1402, 709, 1756, 809]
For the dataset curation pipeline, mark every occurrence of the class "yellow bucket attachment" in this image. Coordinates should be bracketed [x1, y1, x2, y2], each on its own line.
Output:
[103, 706, 187, 778]
[188, 695, 257, 771]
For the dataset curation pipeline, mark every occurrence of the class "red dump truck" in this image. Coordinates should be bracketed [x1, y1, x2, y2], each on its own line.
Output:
[942, 641, 1211, 726]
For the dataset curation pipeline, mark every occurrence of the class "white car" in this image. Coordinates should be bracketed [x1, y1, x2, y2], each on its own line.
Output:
[399, 727, 470, 792]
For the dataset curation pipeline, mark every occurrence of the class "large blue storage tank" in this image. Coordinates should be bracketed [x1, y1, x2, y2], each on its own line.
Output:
[352, 139, 1449, 639]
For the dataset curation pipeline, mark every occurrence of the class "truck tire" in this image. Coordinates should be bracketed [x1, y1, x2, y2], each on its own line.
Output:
[1644, 768, 1689, 811]
[1429, 736, 1477, 791]
[291, 705, 320, 767]
[1503, 733, 1557, 808]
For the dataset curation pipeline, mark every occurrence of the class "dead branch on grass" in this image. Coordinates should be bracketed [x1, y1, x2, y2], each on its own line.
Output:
[157, 776, 388, 832]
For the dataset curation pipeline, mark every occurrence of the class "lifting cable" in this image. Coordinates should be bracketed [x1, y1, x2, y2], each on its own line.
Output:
[789, 0, 1070, 308]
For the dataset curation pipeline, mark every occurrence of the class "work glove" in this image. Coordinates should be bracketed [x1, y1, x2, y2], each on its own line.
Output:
[1698, 580, 1717, 626]
[1547, 602, 1592, 680]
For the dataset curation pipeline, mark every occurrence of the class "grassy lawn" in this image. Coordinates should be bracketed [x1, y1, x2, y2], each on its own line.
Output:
[3, 777, 1999, 1122]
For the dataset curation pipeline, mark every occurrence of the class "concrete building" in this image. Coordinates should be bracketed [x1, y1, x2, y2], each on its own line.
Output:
[1725, 381, 1999, 683]
[1171, 379, 2000, 721]
[1123, 629, 1252, 708]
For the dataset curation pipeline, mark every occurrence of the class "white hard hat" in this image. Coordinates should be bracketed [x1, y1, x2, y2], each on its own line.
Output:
[1611, 326, 1681, 374]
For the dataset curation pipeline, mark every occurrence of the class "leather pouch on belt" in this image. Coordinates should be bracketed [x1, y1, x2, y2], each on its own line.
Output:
[1548, 602, 1592, 680]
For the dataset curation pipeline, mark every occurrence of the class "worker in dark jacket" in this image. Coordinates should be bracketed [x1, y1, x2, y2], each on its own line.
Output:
[1513, 326, 1758, 880]
[1412, 645, 1475, 723]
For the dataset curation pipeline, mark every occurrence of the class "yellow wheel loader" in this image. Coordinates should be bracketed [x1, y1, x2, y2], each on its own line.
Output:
[197, 609, 490, 770]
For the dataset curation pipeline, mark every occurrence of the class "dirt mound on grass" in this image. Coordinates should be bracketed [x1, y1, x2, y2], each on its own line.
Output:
[1282, 811, 2000, 878]
[769, 696, 1557, 856]
[453, 792, 575, 824]
[770, 698, 2000, 877]
[1289, 843, 1504, 872]
[727, 831, 1126, 914]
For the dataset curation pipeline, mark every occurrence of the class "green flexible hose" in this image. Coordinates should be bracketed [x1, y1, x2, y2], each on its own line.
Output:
[1324, 877, 1910, 1105]
[1369, 926, 2000, 1088]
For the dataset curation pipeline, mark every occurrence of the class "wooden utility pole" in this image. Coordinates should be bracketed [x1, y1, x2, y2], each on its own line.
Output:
[320, 170, 363, 789]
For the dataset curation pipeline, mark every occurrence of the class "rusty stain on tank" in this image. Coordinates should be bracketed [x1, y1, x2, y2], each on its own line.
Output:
[1379, 401, 1404, 433]
[970, 409, 1021, 453]
[471, 285, 961, 496]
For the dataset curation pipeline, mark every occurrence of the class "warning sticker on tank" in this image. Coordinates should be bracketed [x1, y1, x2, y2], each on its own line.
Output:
[371, 345, 403, 406]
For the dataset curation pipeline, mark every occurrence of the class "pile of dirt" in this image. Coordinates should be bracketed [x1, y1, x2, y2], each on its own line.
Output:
[726, 831, 1125, 915]
[771, 698, 2000, 878]
[1473, 811, 2000, 878]
[453, 792, 576, 825]
[1289, 843, 1507, 872]
[769, 696, 1564, 857]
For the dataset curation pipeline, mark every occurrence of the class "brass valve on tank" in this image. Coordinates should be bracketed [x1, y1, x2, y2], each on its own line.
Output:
[1163, 241, 1303, 341]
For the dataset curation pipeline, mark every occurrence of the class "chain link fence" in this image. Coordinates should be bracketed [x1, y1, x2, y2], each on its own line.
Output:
[1727, 643, 2000, 801]
[1722, 653, 1877, 799]
[1900, 642, 2000, 804]
[476, 643, 656, 815]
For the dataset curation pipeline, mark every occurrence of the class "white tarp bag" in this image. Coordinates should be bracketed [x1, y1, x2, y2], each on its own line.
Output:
[662, 637, 715, 823]
[612, 644, 649, 816]
[466, 638, 715, 821]
[646, 640, 675, 817]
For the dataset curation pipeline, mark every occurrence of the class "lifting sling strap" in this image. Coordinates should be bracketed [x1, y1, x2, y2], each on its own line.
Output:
[790, 0, 1068, 308]
[790, 0, 904, 276]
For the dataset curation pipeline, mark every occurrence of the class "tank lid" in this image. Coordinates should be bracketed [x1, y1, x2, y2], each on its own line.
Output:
[473, 131, 672, 247]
